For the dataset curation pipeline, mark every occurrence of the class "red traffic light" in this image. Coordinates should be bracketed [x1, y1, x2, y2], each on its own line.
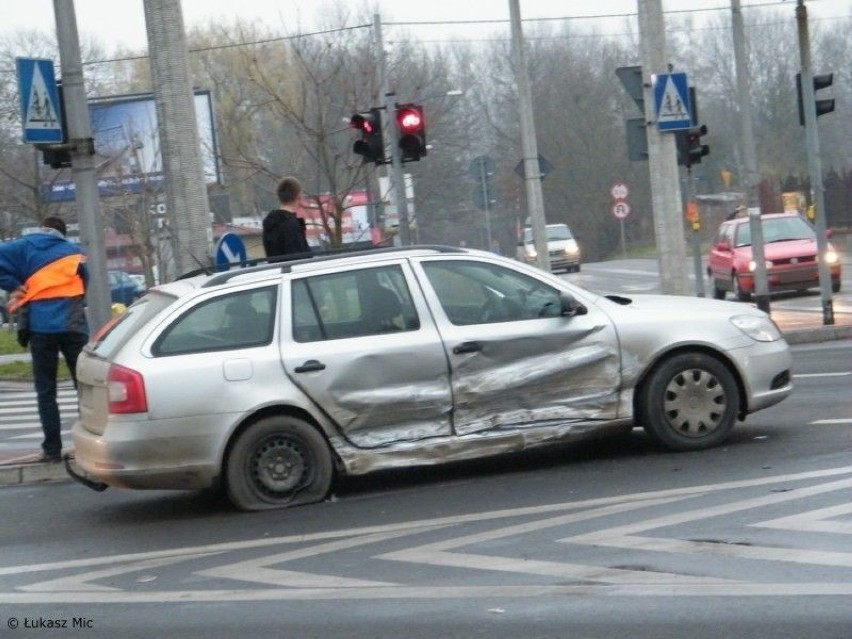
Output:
[396, 103, 426, 162]
[350, 109, 385, 164]
[397, 106, 423, 132]
[349, 113, 374, 134]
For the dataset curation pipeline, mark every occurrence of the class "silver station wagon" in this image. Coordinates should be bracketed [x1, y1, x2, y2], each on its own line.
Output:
[68, 246, 793, 510]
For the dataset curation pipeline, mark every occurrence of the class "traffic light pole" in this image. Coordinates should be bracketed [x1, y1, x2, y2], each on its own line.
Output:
[796, 0, 834, 325]
[374, 14, 411, 246]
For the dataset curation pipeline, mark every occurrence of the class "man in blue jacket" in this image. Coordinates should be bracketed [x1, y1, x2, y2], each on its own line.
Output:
[0, 217, 89, 463]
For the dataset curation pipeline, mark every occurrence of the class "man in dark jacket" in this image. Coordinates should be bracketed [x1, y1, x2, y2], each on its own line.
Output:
[262, 177, 310, 258]
[0, 217, 89, 463]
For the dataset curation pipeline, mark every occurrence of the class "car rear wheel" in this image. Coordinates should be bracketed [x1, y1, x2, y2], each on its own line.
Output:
[638, 352, 739, 451]
[225, 416, 333, 511]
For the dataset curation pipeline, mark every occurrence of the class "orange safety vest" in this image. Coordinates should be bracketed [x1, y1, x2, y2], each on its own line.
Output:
[7, 254, 86, 314]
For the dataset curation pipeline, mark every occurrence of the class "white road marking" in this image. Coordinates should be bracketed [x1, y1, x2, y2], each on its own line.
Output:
[754, 503, 852, 535]
[812, 419, 852, 425]
[795, 372, 852, 378]
[197, 527, 450, 589]
[0, 465, 850, 603]
[560, 477, 852, 568]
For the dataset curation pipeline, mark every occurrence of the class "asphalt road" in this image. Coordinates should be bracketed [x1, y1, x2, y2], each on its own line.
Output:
[0, 340, 849, 639]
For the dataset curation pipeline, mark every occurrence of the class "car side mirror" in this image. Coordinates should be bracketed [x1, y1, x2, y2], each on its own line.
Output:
[560, 291, 587, 317]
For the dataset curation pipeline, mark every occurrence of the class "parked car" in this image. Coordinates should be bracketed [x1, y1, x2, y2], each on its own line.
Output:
[69, 246, 792, 511]
[109, 270, 146, 305]
[517, 223, 581, 273]
[707, 212, 842, 301]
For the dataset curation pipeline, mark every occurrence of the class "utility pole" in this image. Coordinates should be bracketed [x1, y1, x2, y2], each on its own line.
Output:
[796, 0, 834, 325]
[143, 0, 212, 280]
[53, 0, 111, 332]
[731, 0, 770, 313]
[375, 14, 411, 246]
[508, 0, 549, 272]
[637, 0, 689, 295]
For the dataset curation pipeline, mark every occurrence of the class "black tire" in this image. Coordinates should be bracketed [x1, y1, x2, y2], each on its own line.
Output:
[225, 415, 333, 511]
[638, 352, 739, 452]
[711, 279, 726, 300]
[733, 273, 750, 302]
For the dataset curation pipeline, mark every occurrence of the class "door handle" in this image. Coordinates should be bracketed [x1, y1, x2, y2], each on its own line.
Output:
[294, 359, 326, 373]
[452, 341, 482, 354]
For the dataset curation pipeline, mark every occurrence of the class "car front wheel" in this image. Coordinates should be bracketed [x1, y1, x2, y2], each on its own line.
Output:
[733, 273, 750, 301]
[225, 416, 333, 511]
[711, 279, 726, 300]
[638, 353, 739, 451]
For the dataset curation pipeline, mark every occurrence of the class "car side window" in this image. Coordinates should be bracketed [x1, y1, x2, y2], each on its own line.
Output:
[152, 286, 277, 356]
[422, 260, 562, 325]
[292, 265, 420, 342]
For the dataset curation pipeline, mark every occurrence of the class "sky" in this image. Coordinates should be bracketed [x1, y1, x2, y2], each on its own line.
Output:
[2, 0, 849, 53]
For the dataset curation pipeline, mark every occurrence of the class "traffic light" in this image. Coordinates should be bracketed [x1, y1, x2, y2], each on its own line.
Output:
[796, 72, 835, 126]
[396, 103, 426, 162]
[350, 108, 385, 164]
[676, 124, 709, 168]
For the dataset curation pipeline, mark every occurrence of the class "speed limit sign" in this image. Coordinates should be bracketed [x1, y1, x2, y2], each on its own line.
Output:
[612, 201, 631, 220]
[610, 182, 629, 201]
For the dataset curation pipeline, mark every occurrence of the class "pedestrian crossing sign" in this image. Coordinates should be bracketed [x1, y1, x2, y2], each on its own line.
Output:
[653, 72, 692, 131]
[16, 57, 64, 144]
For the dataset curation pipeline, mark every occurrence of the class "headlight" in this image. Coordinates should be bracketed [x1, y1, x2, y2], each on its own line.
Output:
[748, 259, 773, 272]
[563, 240, 580, 257]
[825, 250, 839, 265]
[526, 247, 537, 259]
[730, 314, 782, 342]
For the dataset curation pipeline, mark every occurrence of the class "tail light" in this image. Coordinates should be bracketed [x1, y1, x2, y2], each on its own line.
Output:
[108, 364, 148, 414]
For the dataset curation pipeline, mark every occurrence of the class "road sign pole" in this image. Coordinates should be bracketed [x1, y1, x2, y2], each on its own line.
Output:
[638, 0, 689, 296]
[54, 0, 111, 333]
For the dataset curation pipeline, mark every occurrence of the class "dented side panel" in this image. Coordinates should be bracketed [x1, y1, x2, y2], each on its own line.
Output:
[411, 257, 622, 436]
[280, 265, 454, 448]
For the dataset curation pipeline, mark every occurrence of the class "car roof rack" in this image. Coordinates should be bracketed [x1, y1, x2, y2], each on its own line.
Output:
[182, 244, 466, 288]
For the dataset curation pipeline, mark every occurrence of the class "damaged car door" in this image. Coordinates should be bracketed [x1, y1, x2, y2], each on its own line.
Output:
[414, 257, 621, 436]
[282, 261, 453, 448]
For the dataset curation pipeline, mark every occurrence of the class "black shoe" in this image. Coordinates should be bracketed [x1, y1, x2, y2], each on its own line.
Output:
[37, 452, 62, 464]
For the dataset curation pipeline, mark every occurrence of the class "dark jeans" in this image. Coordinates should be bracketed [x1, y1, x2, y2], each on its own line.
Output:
[29, 331, 89, 457]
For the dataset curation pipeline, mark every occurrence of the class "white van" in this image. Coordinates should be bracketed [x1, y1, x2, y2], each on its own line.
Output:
[517, 223, 581, 273]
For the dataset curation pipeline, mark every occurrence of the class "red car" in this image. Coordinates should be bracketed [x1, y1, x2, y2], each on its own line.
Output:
[707, 212, 842, 301]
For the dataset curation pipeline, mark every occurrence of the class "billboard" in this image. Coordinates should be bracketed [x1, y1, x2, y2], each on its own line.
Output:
[43, 90, 219, 202]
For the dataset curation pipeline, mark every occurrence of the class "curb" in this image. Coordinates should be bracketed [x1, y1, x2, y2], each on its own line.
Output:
[781, 324, 852, 345]
[0, 461, 70, 487]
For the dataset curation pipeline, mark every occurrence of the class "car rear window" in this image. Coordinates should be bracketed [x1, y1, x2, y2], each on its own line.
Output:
[88, 292, 176, 358]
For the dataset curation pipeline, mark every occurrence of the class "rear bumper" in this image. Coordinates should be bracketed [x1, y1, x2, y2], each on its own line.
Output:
[70, 419, 223, 491]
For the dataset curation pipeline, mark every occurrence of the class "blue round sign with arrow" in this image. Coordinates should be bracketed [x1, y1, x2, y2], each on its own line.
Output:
[214, 232, 247, 272]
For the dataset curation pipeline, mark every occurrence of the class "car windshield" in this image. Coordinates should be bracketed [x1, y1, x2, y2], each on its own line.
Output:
[523, 225, 572, 243]
[734, 216, 814, 247]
